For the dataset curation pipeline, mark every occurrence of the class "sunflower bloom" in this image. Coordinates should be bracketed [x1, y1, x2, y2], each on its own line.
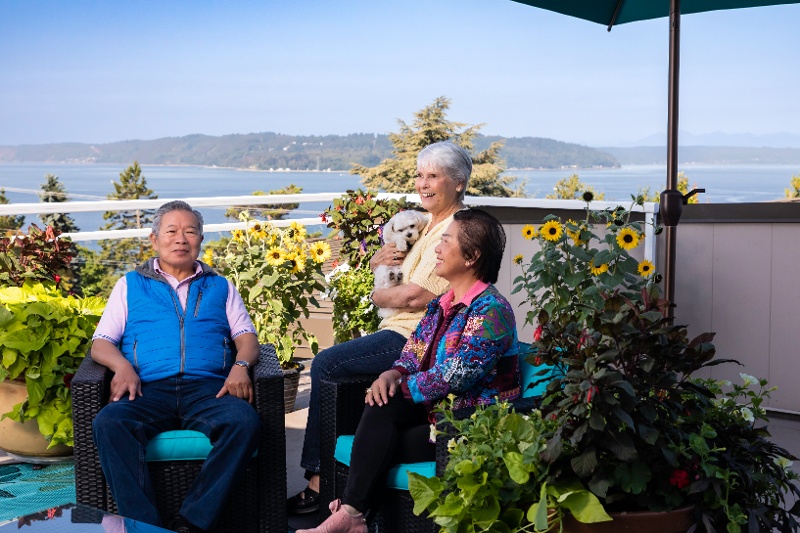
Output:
[541, 220, 563, 242]
[521, 224, 537, 240]
[266, 246, 285, 266]
[565, 220, 584, 245]
[638, 259, 655, 277]
[202, 249, 214, 267]
[289, 221, 308, 242]
[231, 229, 245, 243]
[248, 222, 268, 241]
[310, 241, 332, 263]
[287, 252, 305, 274]
[513, 254, 523, 265]
[590, 260, 608, 276]
[616, 228, 640, 250]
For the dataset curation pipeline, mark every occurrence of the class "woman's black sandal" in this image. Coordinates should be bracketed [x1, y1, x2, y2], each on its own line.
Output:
[286, 487, 320, 515]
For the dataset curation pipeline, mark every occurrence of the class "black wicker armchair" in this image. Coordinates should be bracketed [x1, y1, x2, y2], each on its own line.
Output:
[318, 369, 543, 533]
[72, 343, 287, 533]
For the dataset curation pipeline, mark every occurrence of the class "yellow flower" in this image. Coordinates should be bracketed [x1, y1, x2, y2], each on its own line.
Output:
[309, 241, 332, 263]
[266, 246, 285, 266]
[513, 254, 523, 265]
[202, 249, 214, 267]
[286, 252, 305, 274]
[616, 228, 640, 250]
[638, 259, 655, 277]
[521, 224, 537, 240]
[541, 220, 563, 242]
[590, 260, 608, 276]
[565, 220, 584, 245]
[231, 229, 245, 242]
[289, 221, 307, 242]
[248, 222, 268, 241]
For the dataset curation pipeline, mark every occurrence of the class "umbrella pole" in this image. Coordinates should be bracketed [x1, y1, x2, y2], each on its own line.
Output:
[663, 0, 681, 318]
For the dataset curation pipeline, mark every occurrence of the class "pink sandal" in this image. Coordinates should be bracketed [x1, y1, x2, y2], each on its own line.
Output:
[296, 499, 367, 533]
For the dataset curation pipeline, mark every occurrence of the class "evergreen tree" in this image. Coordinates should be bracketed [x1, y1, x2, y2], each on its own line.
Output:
[39, 174, 80, 233]
[352, 96, 526, 197]
[0, 188, 25, 234]
[98, 162, 158, 286]
[547, 174, 606, 200]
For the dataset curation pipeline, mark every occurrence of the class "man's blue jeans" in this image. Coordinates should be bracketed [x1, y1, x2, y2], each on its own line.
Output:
[92, 377, 260, 531]
[300, 329, 407, 475]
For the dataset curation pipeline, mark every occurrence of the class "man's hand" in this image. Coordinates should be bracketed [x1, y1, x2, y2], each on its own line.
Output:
[110, 362, 142, 402]
[216, 365, 254, 403]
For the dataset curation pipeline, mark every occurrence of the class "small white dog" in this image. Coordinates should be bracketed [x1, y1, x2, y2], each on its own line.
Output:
[373, 210, 429, 318]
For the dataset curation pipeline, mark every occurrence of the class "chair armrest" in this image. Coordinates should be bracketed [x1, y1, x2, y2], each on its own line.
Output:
[72, 350, 113, 510]
[252, 344, 287, 530]
[318, 373, 378, 516]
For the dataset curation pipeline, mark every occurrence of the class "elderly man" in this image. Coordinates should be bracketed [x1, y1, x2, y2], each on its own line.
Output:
[91, 200, 260, 533]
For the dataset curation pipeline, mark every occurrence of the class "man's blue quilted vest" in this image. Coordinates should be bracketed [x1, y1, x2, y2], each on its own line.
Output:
[120, 271, 233, 382]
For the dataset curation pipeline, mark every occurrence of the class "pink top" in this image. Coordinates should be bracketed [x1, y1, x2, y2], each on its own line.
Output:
[93, 259, 256, 344]
[438, 280, 490, 315]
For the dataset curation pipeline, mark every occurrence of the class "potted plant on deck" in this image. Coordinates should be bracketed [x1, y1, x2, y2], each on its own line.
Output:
[411, 197, 800, 533]
[0, 225, 106, 456]
[211, 211, 331, 412]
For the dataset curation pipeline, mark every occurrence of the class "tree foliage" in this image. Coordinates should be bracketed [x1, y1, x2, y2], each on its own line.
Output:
[546, 174, 605, 200]
[0, 188, 25, 235]
[96, 162, 158, 294]
[224, 184, 302, 220]
[637, 173, 700, 204]
[353, 97, 526, 198]
[785, 173, 800, 199]
[39, 174, 80, 233]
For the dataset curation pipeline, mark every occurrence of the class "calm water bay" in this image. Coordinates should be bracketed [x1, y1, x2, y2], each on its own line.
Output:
[1, 162, 797, 235]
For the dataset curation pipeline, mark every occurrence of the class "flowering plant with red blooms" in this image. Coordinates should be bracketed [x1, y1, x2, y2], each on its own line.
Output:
[513, 198, 800, 532]
[320, 189, 413, 342]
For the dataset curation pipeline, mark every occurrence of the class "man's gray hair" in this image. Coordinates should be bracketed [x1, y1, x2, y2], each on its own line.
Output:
[152, 200, 204, 236]
[417, 142, 473, 200]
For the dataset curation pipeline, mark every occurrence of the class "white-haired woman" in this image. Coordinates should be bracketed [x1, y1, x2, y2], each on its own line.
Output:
[289, 142, 472, 515]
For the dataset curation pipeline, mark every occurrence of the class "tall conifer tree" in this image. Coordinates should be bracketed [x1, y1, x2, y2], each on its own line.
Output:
[98, 162, 158, 285]
[39, 174, 80, 233]
[352, 97, 525, 197]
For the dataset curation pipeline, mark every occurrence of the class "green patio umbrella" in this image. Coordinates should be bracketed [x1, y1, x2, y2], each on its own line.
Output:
[511, 0, 800, 313]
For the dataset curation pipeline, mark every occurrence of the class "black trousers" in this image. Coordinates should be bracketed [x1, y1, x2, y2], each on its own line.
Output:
[341, 394, 435, 512]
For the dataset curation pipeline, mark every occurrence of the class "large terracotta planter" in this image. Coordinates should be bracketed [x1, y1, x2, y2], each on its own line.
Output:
[0, 379, 72, 459]
[562, 505, 695, 533]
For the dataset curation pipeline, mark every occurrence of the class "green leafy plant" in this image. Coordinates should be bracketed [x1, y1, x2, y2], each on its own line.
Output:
[512, 197, 800, 532]
[409, 400, 611, 533]
[0, 224, 74, 288]
[320, 189, 411, 341]
[0, 281, 106, 447]
[321, 263, 380, 344]
[214, 212, 330, 368]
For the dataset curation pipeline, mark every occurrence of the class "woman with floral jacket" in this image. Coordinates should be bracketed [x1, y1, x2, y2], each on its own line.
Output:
[298, 208, 520, 533]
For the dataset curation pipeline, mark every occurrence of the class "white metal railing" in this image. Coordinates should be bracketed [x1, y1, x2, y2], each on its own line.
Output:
[0, 193, 659, 262]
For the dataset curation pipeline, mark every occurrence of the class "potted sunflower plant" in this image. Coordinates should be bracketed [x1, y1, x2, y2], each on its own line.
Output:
[211, 211, 331, 412]
[510, 194, 800, 532]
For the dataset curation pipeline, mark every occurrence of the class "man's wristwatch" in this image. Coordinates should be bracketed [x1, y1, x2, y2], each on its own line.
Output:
[233, 360, 251, 369]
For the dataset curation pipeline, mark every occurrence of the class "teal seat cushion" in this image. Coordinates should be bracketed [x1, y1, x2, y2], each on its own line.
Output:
[518, 343, 555, 398]
[145, 430, 213, 462]
[334, 435, 436, 490]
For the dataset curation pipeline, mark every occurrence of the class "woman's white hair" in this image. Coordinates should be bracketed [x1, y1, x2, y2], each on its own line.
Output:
[417, 142, 473, 200]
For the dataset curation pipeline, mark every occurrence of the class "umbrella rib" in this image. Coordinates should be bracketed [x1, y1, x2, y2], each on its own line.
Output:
[607, 0, 626, 31]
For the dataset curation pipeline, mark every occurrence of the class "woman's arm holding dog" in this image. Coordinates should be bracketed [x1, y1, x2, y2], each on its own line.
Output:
[370, 243, 406, 271]
[372, 282, 435, 311]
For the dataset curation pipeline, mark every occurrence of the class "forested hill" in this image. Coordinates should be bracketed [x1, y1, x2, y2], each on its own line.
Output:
[0, 132, 619, 171]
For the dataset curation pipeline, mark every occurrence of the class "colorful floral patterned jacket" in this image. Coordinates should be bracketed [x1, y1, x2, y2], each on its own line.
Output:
[392, 284, 520, 411]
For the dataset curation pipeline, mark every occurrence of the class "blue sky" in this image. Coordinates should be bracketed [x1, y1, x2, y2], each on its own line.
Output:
[1, 0, 799, 147]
